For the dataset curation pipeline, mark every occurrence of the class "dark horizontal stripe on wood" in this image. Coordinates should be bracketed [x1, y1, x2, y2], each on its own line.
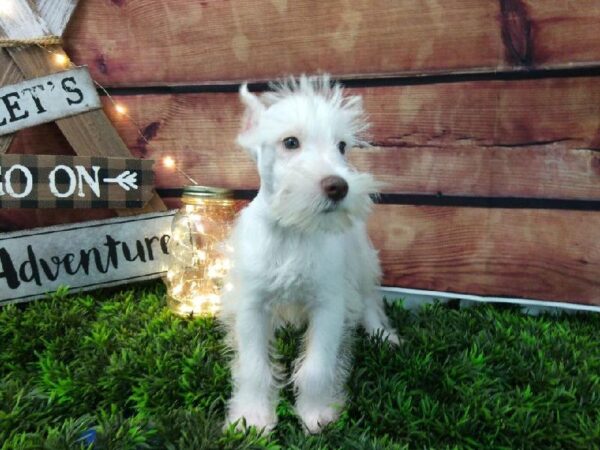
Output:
[101, 66, 600, 97]
[377, 195, 600, 210]
[155, 189, 600, 211]
[156, 188, 255, 200]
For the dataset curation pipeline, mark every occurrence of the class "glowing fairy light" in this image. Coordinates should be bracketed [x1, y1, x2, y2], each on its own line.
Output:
[53, 53, 69, 67]
[163, 156, 176, 169]
[114, 103, 127, 115]
[161, 156, 198, 185]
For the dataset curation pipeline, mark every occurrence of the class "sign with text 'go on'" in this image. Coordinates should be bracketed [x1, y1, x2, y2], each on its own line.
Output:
[0, 155, 154, 208]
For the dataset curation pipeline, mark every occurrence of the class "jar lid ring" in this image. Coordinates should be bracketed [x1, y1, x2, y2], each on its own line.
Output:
[182, 185, 233, 199]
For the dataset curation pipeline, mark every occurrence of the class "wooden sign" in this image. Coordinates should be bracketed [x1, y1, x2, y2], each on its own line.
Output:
[0, 67, 100, 136]
[0, 210, 176, 305]
[0, 155, 154, 208]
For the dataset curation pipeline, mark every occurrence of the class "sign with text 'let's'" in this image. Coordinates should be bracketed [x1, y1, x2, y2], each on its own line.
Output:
[0, 67, 101, 136]
[0, 154, 154, 208]
[0, 211, 176, 305]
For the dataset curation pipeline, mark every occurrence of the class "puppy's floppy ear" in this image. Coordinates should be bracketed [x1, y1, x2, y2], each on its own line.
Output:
[237, 84, 265, 159]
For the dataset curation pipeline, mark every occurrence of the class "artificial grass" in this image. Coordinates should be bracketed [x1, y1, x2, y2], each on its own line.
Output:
[1, 283, 599, 450]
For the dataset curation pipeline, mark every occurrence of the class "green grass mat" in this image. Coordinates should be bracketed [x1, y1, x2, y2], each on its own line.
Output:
[1, 282, 599, 449]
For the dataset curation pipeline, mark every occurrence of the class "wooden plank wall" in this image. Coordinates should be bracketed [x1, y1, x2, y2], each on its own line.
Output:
[2, 0, 599, 305]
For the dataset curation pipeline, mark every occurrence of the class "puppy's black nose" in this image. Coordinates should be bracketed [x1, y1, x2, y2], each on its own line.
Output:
[321, 176, 348, 202]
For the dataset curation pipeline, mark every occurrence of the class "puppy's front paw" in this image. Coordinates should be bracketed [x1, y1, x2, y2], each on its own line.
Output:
[296, 402, 343, 434]
[225, 402, 277, 433]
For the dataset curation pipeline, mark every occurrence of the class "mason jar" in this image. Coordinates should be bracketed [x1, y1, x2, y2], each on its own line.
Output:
[166, 186, 236, 317]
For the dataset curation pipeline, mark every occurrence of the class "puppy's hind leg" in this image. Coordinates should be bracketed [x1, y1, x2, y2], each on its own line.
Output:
[362, 296, 400, 345]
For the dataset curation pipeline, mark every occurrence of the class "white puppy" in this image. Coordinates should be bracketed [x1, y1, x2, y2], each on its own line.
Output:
[220, 75, 399, 434]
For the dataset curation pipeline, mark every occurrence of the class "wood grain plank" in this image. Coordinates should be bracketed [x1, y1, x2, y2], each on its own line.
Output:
[353, 145, 600, 200]
[13, 74, 600, 154]
[78, 76, 600, 153]
[358, 79, 600, 148]
[106, 76, 600, 149]
[369, 204, 600, 305]
[62, 0, 600, 86]
[11, 77, 600, 199]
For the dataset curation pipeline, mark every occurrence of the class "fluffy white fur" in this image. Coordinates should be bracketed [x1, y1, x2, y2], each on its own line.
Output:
[219, 75, 399, 434]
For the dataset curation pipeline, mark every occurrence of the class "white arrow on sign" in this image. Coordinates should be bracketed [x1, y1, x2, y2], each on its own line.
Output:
[103, 170, 139, 191]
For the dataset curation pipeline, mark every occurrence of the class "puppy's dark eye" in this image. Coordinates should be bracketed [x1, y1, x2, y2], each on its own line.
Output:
[283, 136, 300, 150]
[338, 141, 347, 155]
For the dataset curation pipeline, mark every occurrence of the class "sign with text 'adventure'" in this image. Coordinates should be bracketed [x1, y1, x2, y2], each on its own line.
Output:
[0, 154, 154, 208]
[0, 211, 176, 305]
[0, 67, 101, 136]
